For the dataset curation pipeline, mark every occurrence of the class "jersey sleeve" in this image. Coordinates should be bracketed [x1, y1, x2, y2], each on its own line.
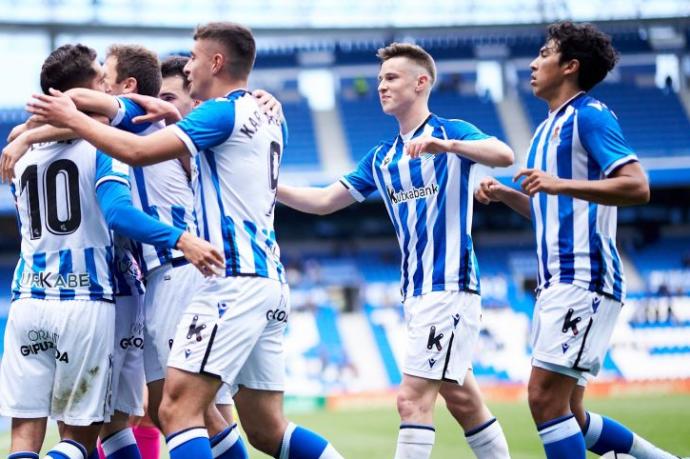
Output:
[95, 150, 130, 190]
[339, 144, 381, 202]
[110, 97, 153, 134]
[444, 119, 493, 142]
[577, 104, 638, 177]
[171, 98, 236, 156]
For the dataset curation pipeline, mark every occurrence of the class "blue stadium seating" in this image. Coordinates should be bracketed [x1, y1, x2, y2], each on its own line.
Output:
[281, 98, 321, 168]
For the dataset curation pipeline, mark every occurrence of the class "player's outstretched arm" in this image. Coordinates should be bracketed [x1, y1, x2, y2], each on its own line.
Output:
[277, 182, 356, 216]
[97, 180, 223, 276]
[64, 88, 120, 120]
[475, 176, 531, 220]
[27, 89, 189, 166]
[514, 162, 649, 206]
[406, 137, 514, 167]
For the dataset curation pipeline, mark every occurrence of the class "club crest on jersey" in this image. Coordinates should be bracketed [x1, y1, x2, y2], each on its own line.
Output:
[550, 125, 562, 145]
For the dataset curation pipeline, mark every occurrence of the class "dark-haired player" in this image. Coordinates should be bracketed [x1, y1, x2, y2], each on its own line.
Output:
[476, 22, 685, 459]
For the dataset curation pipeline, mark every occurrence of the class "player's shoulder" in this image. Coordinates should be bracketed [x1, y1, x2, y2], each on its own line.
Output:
[574, 94, 619, 128]
[431, 114, 484, 138]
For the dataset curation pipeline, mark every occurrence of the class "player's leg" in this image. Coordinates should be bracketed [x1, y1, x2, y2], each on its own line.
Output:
[10, 418, 47, 455]
[100, 411, 142, 459]
[132, 412, 161, 459]
[234, 387, 341, 458]
[395, 374, 441, 459]
[439, 372, 510, 458]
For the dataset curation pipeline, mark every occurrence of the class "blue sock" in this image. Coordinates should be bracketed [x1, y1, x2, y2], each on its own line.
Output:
[167, 427, 212, 459]
[276, 423, 342, 459]
[8, 452, 39, 459]
[210, 424, 248, 459]
[102, 428, 142, 459]
[45, 440, 87, 459]
[583, 411, 634, 455]
[537, 414, 586, 459]
[87, 449, 100, 459]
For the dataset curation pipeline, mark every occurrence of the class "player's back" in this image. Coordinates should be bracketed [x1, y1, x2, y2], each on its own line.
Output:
[11, 139, 126, 302]
[173, 89, 285, 281]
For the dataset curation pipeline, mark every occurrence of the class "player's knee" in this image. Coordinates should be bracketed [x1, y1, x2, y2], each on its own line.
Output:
[527, 380, 552, 417]
[243, 422, 282, 454]
[396, 388, 430, 420]
[441, 386, 479, 418]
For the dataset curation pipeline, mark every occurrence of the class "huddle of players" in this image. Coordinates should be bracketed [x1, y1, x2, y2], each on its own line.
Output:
[0, 18, 686, 459]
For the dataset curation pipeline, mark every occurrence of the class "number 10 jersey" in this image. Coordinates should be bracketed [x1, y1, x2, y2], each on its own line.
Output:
[10, 139, 129, 302]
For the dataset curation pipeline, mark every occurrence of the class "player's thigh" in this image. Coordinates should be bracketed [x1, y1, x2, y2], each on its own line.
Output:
[0, 300, 56, 419]
[402, 290, 481, 385]
[531, 284, 622, 377]
[53, 300, 115, 426]
[167, 276, 285, 387]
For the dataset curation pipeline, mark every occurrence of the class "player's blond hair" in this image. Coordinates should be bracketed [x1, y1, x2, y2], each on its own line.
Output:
[376, 42, 437, 85]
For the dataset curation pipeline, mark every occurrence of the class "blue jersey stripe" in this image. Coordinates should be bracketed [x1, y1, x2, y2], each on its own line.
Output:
[538, 117, 560, 289]
[12, 256, 25, 301]
[204, 149, 240, 274]
[587, 163, 602, 292]
[58, 250, 75, 300]
[243, 221, 268, 277]
[149, 206, 173, 266]
[408, 155, 428, 296]
[85, 247, 104, 300]
[196, 154, 211, 242]
[527, 121, 547, 286]
[458, 160, 470, 290]
[431, 153, 448, 288]
[266, 230, 284, 279]
[31, 252, 47, 299]
[387, 141, 412, 295]
[556, 116, 575, 283]
[171, 205, 187, 230]
[609, 238, 623, 300]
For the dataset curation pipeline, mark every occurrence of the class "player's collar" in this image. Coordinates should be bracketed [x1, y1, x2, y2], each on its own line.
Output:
[548, 91, 585, 117]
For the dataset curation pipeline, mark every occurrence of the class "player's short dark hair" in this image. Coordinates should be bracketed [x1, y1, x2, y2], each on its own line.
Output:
[161, 56, 191, 91]
[193, 22, 256, 80]
[547, 21, 619, 91]
[106, 44, 162, 97]
[376, 42, 437, 85]
[40, 44, 98, 94]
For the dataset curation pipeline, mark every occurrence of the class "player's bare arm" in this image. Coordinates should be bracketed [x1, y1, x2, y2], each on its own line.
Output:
[406, 136, 514, 167]
[514, 161, 649, 206]
[277, 182, 357, 215]
[27, 89, 189, 166]
[121, 92, 182, 125]
[475, 176, 531, 219]
[64, 87, 121, 119]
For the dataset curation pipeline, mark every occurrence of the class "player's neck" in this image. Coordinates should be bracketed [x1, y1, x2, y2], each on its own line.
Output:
[546, 84, 584, 113]
[396, 105, 431, 136]
[207, 78, 249, 100]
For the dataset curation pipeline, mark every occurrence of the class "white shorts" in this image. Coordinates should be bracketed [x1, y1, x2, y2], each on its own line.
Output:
[110, 290, 145, 418]
[0, 298, 115, 426]
[531, 283, 622, 379]
[143, 263, 233, 404]
[167, 276, 289, 393]
[402, 290, 481, 384]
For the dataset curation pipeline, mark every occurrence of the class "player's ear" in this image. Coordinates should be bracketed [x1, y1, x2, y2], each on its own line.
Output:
[211, 53, 225, 75]
[416, 74, 430, 93]
[123, 77, 138, 94]
[562, 58, 580, 76]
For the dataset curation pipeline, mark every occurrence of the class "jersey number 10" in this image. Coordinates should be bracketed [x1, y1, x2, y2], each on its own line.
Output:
[20, 159, 82, 240]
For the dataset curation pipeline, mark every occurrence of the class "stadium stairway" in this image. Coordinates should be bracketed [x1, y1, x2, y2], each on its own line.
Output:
[495, 87, 532, 165]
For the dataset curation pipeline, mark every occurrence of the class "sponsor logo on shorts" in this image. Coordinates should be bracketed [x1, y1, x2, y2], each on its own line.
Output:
[20, 341, 69, 363]
[266, 308, 288, 323]
[561, 308, 582, 335]
[426, 326, 444, 351]
[452, 314, 460, 328]
[428, 358, 437, 368]
[186, 315, 206, 342]
[388, 183, 439, 205]
[20, 272, 91, 289]
[218, 301, 229, 318]
[561, 343, 570, 353]
[120, 336, 144, 350]
[592, 297, 601, 313]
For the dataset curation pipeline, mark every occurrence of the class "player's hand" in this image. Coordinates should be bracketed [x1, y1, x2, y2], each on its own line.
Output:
[122, 93, 182, 124]
[513, 168, 562, 196]
[176, 232, 225, 277]
[405, 137, 451, 159]
[1, 134, 31, 183]
[7, 123, 28, 143]
[474, 176, 504, 204]
[26, 88, 80, 128]
[253, 89, 283, 120]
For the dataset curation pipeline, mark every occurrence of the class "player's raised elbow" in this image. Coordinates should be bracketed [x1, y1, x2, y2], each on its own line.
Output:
[631, 177, 650, 205]
[485, 139, 514, 168]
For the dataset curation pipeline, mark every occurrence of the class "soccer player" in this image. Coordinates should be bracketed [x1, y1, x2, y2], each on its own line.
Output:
[277, 43, 514, 459]
[0, 43, 222, 459]
[27, 22, 344, 459]
[474, 21, 686, 459]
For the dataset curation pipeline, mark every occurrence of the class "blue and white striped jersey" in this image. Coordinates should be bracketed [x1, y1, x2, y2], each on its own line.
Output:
[526, 92, 638, 302]
[341, 114, 490, 300]
[112, 97, 197, 276]
[11, 139, 129, 302]
[171, 89, 286, 282]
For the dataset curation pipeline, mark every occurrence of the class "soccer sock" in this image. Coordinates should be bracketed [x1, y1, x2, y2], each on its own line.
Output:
[132, 425, 161, 459]
[9, 452, 39, 459]
[87, 447, 100, 459]
[45, 440, 87, 459]
[209, 424, 248, 459]
[276, 422, 343, 459]
[584, 411, 678, 458]
[166, 427, 212, 459]
[464, 417, 510, 459]
[394, 424, 435, 459]
[101, 428, 142, 459]
[537, 414, 586, 459]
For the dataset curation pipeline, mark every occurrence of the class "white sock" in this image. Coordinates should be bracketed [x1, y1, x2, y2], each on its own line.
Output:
[101, 428, 137, 457]
[465, 418, 511, 459]
[318, 444, 344, 459]
[45, 440, 87, 459]
[394, 424, 435, 459]
[630, 434, 679, 459]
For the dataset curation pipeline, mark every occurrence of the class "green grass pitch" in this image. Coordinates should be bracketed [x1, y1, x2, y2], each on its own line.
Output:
[2, 393, 689, 458]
